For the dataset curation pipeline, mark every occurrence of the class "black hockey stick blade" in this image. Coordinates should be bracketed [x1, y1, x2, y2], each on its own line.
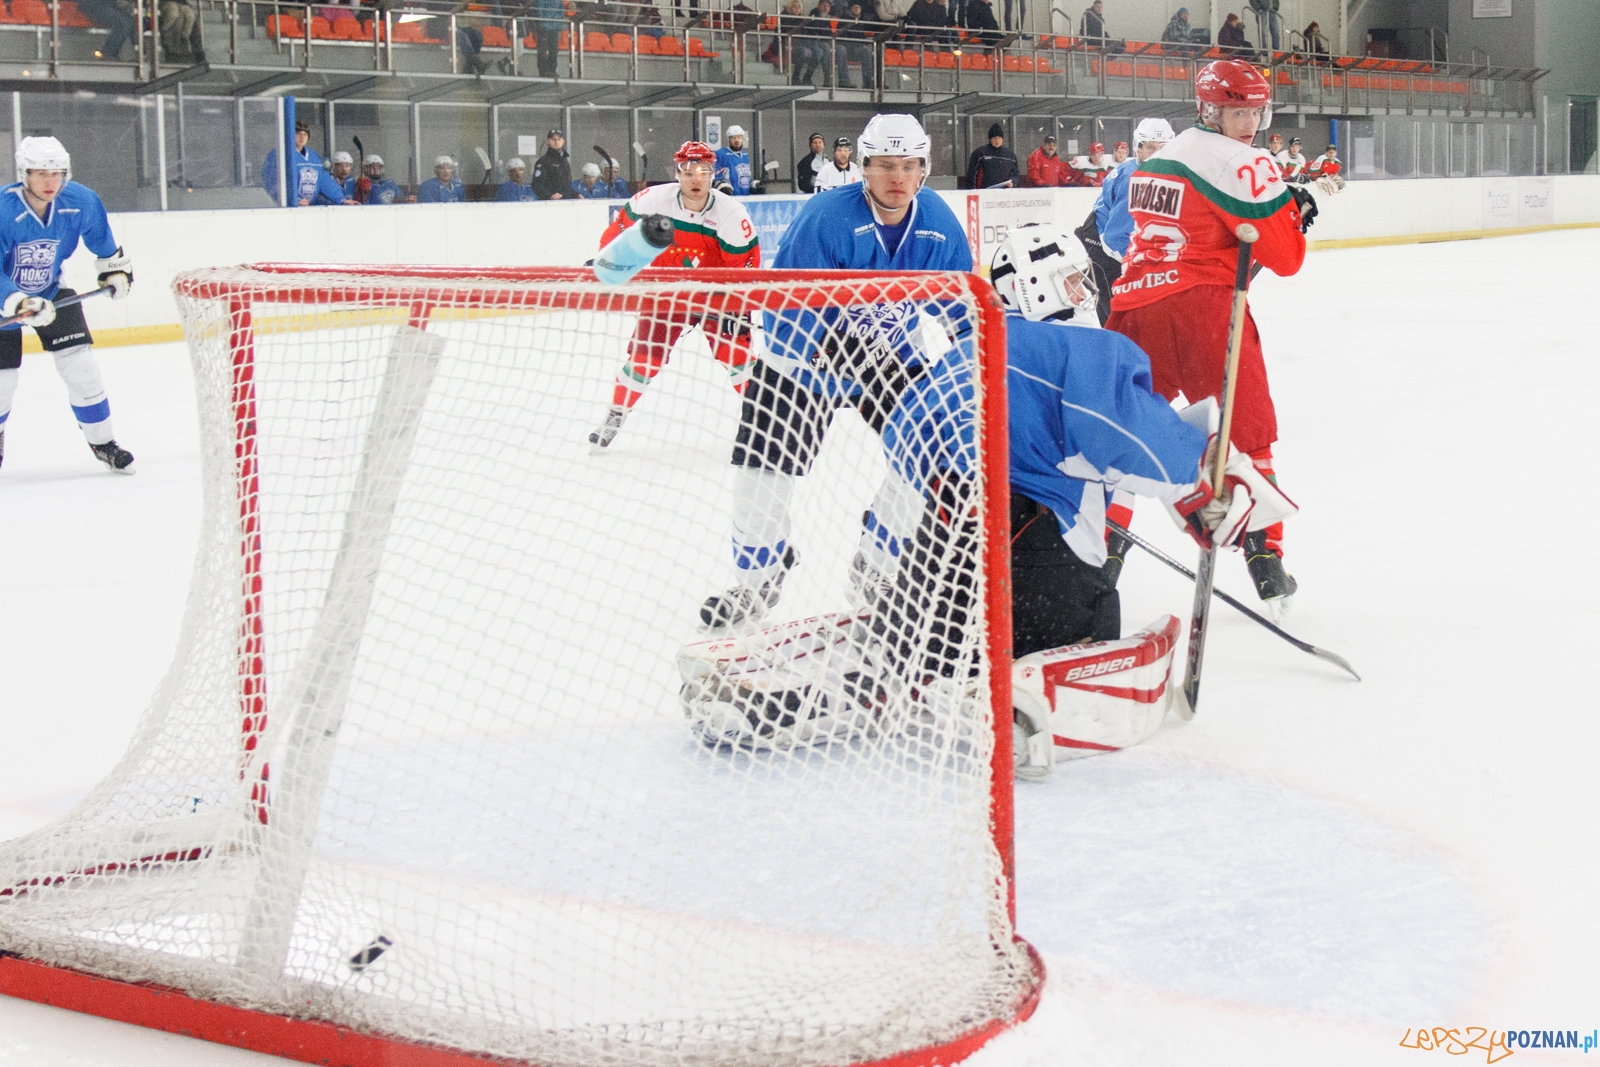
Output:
[0, 284, 113, 329]
[1110, 521, 1361, 682]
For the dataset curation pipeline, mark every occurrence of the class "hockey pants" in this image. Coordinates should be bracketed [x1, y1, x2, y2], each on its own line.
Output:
[612, 310, 754, 410]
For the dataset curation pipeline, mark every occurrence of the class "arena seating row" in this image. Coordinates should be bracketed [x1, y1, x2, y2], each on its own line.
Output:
[0, 0, 95, 27]
[262, 15, 722, 56]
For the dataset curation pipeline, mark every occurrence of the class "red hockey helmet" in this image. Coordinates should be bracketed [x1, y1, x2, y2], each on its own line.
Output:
[674, 141, 717, 168]
[1195, 58, 1272, 129]
[1090, 141, 1104, 153]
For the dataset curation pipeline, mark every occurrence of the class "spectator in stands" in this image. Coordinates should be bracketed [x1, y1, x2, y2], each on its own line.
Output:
[1161, 6, 1197, 51]
[875, 0, 908, 17]
[1002, 0, 1020, 32]
[1302, 20, 1328, 62]
[776, 0, 807, 74]
[531, 129, 572, 199]
[356, 154, 414, 204]
[1079, 0, 1105, 42]
[1217, 12, 1252, 57]
[1112, 140, 1128, 162]
[533, 0, 564, 77]
[964, 0, 1001, 48]
[796, 132, 826, 193]
[80, 0, 135, 60]
[794, 0, 838, 86]
[904, 0, 952, 44]
[419, 156, 467, 202]
[158, 0, 200, 63]
[496, 158, 538, 201]
[838, 2, 877, 89]
[263, 119, 346, 206]
[601, 157, 630, 197]
[967, 122, 1018, 188]
[1026, 134, 1069, 186]
[1248, 0, 1279, 51]
[572, 162, 609, 198]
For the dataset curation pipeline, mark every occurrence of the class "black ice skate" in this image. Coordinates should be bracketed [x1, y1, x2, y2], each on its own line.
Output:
[700, 546, 800, 630]
[1102, 527, 1133, 589]
[1244, 530, 1296, 617]
[588, 406, 628, 453]
[90, 439, 135, 473]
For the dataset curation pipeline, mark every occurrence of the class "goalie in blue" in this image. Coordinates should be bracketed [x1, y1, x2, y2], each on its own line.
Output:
[0, 137, 136, 473]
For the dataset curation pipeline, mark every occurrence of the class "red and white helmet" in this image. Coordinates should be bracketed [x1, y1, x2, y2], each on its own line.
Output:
[1195, 58, 1272, 130]
[1090, 142, 1105, 153]
[674, 141, 717, 168]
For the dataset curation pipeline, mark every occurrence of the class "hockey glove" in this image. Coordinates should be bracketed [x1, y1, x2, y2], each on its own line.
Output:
[715, 181, 736, 196]
[1289, 185, 1318, 233]
[3, 292, 55, 327]
[95, 246, 134, 300]
[1167, 449, 1298, 551]
[355, 175, 372, 202]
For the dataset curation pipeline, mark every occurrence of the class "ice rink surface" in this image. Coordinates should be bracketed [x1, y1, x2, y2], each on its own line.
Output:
[2, 229, 1598, 1065]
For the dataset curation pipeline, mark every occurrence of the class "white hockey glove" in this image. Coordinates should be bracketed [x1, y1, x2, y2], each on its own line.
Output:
[3, 291, 56, 327]
[95, 246, 133, 300]
[1168, 446, 1298, 551]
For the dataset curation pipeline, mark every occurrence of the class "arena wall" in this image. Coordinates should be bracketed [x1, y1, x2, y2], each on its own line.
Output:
[42, 174, 1600, 351]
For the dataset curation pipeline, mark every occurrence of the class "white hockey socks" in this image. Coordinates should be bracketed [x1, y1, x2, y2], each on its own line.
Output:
[52, 345, 115, 445]
[0, 366, 18, 429]
[729, 467, 796, 589]
[856, 469, 925, 577]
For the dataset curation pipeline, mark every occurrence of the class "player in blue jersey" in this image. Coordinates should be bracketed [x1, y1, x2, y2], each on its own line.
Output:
[1076, 117, 1173, 326]
[713, 125, 753, 196]
[354, 155, 413, 205]
[318, 151, 357, 204]
[0, 137, 136, 472]
[418, 156, 466, 203]
[262, 119, 346, 207]
[495, 158, 537, 202]
[699, 113, 974, 630]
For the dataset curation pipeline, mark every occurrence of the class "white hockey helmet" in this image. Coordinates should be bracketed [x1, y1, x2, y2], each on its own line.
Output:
[989, 225, 1099, 325]
[581, 162, 601, 178]
[330, 150, 353, 165]
[1132, 117, 1176, 147]
[506, 156, 526, 170]
[725, 123, 746, 141]
[363, 153, 384, 166]
[16, 135, 70, 182]
[858, 113, 931, 171]
[434, 155, 457, 169]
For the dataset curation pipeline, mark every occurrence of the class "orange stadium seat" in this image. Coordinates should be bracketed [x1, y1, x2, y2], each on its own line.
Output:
[687, 36, 717, 57]
[610, 31, 631, 51]
[13, 0, 52, 25]
[332, 17, 364, 39]
[479, 24, 511, 46]
[309, 16, 337, 39]
[656, 34, 683, 54]
[933, 50, 954, 68]
[584, 30, 610, 50]
[265, 13, 304, 37]
[636, 32, 659, 53]
[57, 2, 94, 27]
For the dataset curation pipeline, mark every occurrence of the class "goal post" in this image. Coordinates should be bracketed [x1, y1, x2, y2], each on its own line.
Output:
[0, 264, 1042, 1067]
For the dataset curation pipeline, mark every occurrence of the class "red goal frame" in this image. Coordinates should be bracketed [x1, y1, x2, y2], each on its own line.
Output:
[0, 265, 1043, 1067]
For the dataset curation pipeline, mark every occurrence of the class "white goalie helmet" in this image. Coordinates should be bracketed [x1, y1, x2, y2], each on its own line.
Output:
[858, 114, 931, 172]
[1132, 117, 1176, 147]
[989, 225, 1099, 325]
[16, 135, 70, 183]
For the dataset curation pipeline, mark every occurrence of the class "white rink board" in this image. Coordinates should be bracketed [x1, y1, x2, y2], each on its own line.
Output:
[3, 230, 1600, 1065]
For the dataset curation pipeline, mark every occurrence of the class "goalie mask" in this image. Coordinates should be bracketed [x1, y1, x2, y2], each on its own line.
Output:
[16, 135, 70, 183]
[989, 225, 1098, 325]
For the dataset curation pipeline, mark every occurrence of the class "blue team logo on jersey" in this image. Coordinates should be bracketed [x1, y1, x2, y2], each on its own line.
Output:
[13, 238, 60, 293]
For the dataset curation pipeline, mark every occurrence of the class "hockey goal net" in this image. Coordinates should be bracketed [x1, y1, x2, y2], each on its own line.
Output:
[0, 264, 1040, 1067]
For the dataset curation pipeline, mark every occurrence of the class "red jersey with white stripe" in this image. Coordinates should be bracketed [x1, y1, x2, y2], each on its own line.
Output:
[599, 182, 760, 269]
[1110, 126, 1306, 311]
[1308, 155, 1341, 177]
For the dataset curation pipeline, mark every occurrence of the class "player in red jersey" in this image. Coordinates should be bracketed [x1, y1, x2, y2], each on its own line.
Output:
[588, 141, 760, 451]
[1105, 58, 1311, 613]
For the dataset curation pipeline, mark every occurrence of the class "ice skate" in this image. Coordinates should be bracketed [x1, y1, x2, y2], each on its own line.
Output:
[1244, 530, 1296, 620]
[846, 548, 895, 612]
[90, 439, 135, 473]
[699, 545, 799, 631]
[587, 405, 628, 453]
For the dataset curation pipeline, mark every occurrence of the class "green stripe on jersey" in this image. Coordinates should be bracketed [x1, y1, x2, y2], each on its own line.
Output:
[1140, 157, 1292, 220]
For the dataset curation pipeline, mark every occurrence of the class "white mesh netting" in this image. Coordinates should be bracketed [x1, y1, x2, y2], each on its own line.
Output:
[0, 265, 1037, 1066]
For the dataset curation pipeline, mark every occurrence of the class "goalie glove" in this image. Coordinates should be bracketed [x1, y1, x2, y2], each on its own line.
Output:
[95, 246, 133, 300]
[3, 291, 55, 327]
[1168, 446, 1298, 551]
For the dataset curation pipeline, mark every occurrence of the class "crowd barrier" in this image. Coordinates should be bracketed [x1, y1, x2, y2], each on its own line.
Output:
[38, 173, 1600, 352]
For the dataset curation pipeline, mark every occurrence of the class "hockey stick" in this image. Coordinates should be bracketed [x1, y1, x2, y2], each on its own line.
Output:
[352, 135, 369, 203]
[1109, 520, 1360, 681]
[0, 285, 113, 329]
[1179, 222, 1257, 718]
[473, 146, 494, 198]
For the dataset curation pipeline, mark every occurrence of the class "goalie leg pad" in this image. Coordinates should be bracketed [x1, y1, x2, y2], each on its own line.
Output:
[678, 611, 891, 751]
[1012, 615, 1181, 761]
